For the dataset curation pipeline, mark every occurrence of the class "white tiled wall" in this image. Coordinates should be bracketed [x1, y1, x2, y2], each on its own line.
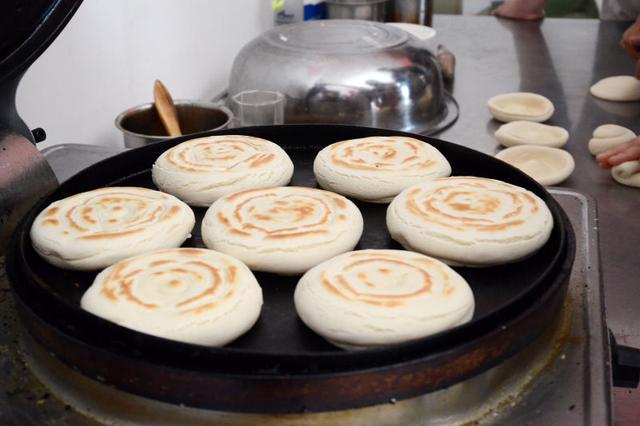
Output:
[17, 0, 272, 149]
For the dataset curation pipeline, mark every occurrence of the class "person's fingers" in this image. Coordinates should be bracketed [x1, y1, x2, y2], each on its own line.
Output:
[596, 140, 635, 166]
[493, 2, 544, 20]
[621, 20, 640, 58]
[621, 40, 640, 59]
[626, 34, 640, 58]
[597, 158, 613, 169]
[607, 144, 640, 167]
[596, 142, 632, 162]
[596, 139, 640, 169]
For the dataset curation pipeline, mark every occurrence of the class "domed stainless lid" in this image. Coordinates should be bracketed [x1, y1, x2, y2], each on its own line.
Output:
[229, 20, 458, 134]
[263, 19, 409, 53]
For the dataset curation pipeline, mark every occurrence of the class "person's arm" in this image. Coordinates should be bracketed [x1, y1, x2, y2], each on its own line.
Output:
[597, 137, 640, 169]
[620, 17, 640, 78]
[493, 0, 546, 21]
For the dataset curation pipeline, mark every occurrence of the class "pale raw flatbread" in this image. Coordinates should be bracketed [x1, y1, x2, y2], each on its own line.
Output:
[590, 76, 640, 102]
[487, 93, 554, 123]
[588, 124, 636, 156]
[386, 177, 553, 267]
[30, 187, 195, 271]
[152, 135, 294, 207]
[495, 145, 575, 186]
[611, 160, 640, 188]
[81, 248, 262, 346]
[495, 121, 569, 148]
[313, 136, 451, 203]
[294, 250, 474, 350]
[201, 186, 364, 275]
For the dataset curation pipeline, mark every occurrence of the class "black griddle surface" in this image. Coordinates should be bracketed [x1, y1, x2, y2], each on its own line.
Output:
[10, 125, 570, 373]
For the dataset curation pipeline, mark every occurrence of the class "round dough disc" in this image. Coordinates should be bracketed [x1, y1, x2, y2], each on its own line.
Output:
[30, 187, 195, 271]
[313, 136, 451, 203]
[487, 93, 554, 123]
[386, 177, 553, 267]
[81, 248, 263, 346]
[152, 135, 294, 207]
[201, 186, 364, 275]
[495, 145, 575, 186]
[590, 76, 640, 102]
[294, 249, 474, 350]
[495, 121, 569, 148]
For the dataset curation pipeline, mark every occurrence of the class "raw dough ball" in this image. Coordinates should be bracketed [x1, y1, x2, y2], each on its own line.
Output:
[487, 93, 554, 123]
[81, 248, 263, 346]
[495, 121, 569, 148]
[612, 161, 640, 188]
[313, 136, 451, 203]
[386, 177, 553, 267]
[590, 76, 640, 102]
[152, 135, 294, 207]
[201, 186, 364, 275]
[495, 145, 575, 186]
[588, 124, 636, 156]
[294, 250, 474, 350]
[30, 187, 195, 271]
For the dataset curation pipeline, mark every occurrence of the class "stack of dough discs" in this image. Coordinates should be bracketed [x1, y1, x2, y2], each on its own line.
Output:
[201, 186, 363, 274]
[30, 187, 195, 271]
[152, 135, 294, 206]
[81, 248, 262, 346]
[294, 250, 474, 350]
[313, 136, 451, 203]
[386, 177, 553, 267]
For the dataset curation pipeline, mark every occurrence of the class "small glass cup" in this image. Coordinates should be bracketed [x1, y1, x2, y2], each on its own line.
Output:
[230, 90, 285, 127]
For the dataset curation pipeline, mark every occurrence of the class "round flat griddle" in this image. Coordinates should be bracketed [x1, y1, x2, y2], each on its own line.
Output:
[7, 125, 575, 413]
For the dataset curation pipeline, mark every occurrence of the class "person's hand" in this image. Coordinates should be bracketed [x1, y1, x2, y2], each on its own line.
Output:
[493, 0, 545, 21]
[620, 17, 640, 78]
[597, 137, 640, 169]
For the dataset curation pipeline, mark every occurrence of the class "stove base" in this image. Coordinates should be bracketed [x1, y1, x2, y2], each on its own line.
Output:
[19, 303, 571, 426]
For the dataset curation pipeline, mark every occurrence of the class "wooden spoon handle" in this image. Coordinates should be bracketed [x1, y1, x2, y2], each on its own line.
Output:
[153, 80, 182, 137]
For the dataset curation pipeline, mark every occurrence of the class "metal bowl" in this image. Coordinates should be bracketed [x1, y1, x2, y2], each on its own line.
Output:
[228, 20, 457, 135]
[115, 100, 233, 148]
[326, 0, 389, 21]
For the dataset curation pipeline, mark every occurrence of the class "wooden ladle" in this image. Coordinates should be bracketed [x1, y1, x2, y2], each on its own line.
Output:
[154, 79, 182, 137]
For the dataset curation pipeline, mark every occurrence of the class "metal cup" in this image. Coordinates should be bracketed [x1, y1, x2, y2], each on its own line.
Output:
[115, 100, 233, 148]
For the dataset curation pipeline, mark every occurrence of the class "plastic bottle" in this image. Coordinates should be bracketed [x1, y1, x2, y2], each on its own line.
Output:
[273, 0, 326, 25]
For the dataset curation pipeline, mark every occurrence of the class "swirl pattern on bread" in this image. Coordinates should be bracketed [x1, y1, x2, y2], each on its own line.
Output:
[30, 187, 195, 270]
[81, 248, 262, 346]
[314, 136, 451, 203]
[153, 135, 293, 206]
[294, 250, 474, 349]
[386, 177, 553, 266]
[202, 186, 364, 274]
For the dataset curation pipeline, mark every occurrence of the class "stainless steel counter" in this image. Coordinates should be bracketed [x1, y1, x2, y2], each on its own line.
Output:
[433, 15, 640, 421]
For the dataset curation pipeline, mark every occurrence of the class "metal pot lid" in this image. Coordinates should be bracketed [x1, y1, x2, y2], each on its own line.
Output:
[263, 20, 409, 54]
